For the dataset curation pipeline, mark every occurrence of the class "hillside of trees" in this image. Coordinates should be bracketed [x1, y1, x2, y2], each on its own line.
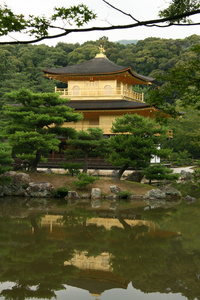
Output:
[0, 34, 199, 104]
[114, 39, 138, 45]
[0, 34, 199, 163]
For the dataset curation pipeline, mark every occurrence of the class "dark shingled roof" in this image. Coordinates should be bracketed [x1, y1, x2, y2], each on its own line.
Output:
[65, 100, 152, 110]
[42, 57, 155, 82]
[66, 277, 127, 295]
[43, 57, 126, 74]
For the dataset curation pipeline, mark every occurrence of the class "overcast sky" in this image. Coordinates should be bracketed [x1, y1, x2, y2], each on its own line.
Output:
[1, 0, 200, 45]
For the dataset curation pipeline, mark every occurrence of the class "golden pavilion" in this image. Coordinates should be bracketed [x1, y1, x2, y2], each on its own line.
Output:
[42, 46, 158, 136]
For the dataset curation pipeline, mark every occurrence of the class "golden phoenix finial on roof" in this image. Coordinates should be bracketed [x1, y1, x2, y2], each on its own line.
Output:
[99, 45, 105, 54]
[95, 45, 106, 58]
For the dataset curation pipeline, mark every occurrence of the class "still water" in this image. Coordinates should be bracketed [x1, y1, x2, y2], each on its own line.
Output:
[0, 193, 200, 300]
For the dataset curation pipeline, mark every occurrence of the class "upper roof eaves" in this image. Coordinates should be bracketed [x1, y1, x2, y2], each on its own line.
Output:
[42, 57, 155, 82]
[42, 57, 127, 75]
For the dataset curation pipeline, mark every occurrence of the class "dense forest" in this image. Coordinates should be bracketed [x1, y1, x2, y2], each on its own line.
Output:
[0, 34, 199, 162]
[0, 34, 199, 102]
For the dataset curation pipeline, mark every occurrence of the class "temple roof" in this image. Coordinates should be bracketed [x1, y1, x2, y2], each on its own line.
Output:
[42, 57, 155, 83]
[65, 99, 153, 110]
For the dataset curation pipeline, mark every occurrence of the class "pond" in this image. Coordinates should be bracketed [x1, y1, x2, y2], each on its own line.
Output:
[0, 194, 200, 300]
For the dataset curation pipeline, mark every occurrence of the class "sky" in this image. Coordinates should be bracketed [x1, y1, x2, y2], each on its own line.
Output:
[1, 0, 200, 45]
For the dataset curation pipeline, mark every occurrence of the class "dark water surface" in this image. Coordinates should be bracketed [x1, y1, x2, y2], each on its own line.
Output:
[0, 194, 200, 300]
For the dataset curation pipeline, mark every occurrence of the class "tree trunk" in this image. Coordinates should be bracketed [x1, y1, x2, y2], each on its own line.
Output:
[29, 214, 41, 244]
[115, 164, 129, 181]
[82, 151, 88, 173]
[30, 150, 42, 172]
[117, 214, 132, 230]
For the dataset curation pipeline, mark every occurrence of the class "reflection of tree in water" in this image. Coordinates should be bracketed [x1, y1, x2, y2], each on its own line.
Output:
[1, 204, 200, 299]
[62, 208, 108, 257]
[108, 209, 200, 300]
[61, 208, 97, 227]
[0, 213, 78, 299]
[0, 285, 56, 299]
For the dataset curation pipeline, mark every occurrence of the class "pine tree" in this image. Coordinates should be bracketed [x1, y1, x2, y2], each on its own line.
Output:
[108, 114, 170, 180]
[142, 164, 180, 185]
[0, 142, 13, 185]
[64, 127, 109, 173]
[3, 88, 82, 172]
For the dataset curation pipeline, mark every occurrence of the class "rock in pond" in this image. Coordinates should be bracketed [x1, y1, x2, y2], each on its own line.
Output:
[0, 171, 32, 196]
[184, 195, 197, 204]
[160, 185, 182, 199]
[91, 188, 101, 199]
[145, 189, 166, 200]
[105, 194, 118, 200]
[67, 191, 80, 200]
[25, 182, 54, 198]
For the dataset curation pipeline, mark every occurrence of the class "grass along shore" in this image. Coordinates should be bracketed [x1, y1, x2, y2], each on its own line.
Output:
[29, 172, 152, 196]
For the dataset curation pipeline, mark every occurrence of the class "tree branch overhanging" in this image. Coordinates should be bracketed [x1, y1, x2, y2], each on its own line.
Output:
[0, 2, 199, 45]
[102, 0, 140, 23]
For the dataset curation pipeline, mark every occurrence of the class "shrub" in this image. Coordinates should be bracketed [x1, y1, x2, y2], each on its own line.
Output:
[194, 160, 200, 167]
[118, 190, 132, 200]
[193, 168, 200, 186]
[60, 162, 82, 176]
[74, 173, 99, 189]
[53, 186, 69, 198]
[142, 164, 180, 184]
[169, 150, 193, 167]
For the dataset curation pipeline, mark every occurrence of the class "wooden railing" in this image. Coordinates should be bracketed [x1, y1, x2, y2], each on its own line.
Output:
[55, 87, 144, 102]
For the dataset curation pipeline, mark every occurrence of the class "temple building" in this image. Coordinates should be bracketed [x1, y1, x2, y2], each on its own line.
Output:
[42, 46, 160, 135]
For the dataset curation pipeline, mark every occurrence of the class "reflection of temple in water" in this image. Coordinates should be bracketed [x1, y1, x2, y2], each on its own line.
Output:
[38, 214, 160, 298]
[38, 214, 156, 297]
[39, 214, 180, 299]
[41, 214, 158, 232]
[64, 251, 111, 271]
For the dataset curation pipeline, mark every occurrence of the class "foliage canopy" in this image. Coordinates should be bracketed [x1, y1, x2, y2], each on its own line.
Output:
[3, 88, 82, 171]
[0, 1, 199, 44]
[108, 114, 170, 179]
[64, 127, 109, 174]
[0, 142, 13, 185]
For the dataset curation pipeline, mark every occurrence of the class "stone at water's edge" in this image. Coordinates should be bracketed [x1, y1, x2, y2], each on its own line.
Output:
[0, 171, 55, 198]
[144, 186, 182, 209]
[66, 191, 80, 200]
[91, 188, 101, 199]
[145, 189, 166, 200]
[145, 186, 182, 201]
[0, 171, 32, 196]
[25, 182, 54, 198]
[184, 195, 197, 204]
[105, 194, 118, 200]
[160, 186, 182, 198]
